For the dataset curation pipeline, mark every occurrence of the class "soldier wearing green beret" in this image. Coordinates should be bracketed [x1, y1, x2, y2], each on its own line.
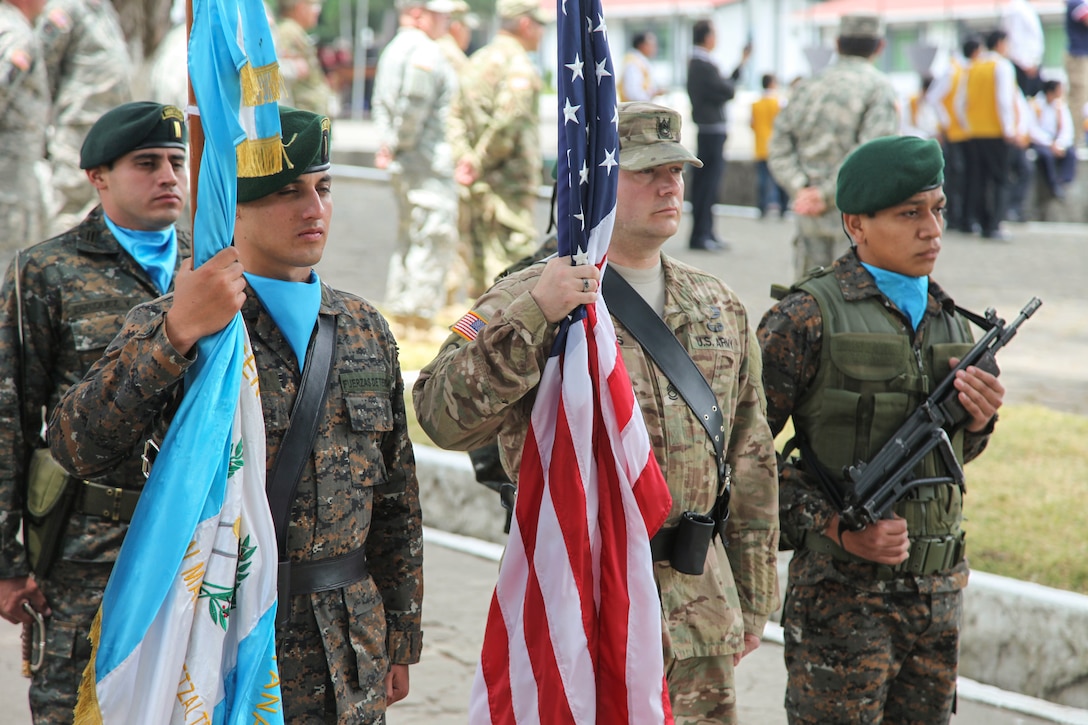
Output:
[416, 102, 779, 724]
[49, 106, 423, 722]
[0, 100, 190, 722]
[757, 135, 1007, 724]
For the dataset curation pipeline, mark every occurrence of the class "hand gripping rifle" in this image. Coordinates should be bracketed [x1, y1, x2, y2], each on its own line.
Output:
[837, 297, 1043, 531]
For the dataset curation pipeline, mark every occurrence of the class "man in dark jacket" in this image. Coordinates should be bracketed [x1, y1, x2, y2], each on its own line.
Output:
[686, 18, 749, 251]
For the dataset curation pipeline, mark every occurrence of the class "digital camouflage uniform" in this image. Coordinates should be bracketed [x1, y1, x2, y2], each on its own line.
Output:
[413, 255, 780, 724]
[0, 0, 50, 268]
[767, 57, 898, 280]
[48, 283, 424, 724]
[276, 15, 337, 117]
[448, 32, 542, 295]
[757, 252, 995, 725]
[371, 25, 458, 325]
[38, 0, 133, 236]
[0, 207, 190, 724]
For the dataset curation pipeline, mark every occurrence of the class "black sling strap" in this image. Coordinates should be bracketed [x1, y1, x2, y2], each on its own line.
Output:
[601, 267, 730, 504]
[266, 314, 337, 558]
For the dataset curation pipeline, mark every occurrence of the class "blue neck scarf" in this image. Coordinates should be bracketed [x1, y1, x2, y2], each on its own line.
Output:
[103, 215, 178, 295]
[861, 262, 929, 331]
[244, 271, 323, 372]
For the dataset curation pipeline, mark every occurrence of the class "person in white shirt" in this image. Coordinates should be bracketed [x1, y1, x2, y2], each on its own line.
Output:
[1002, 0, 1045, 96]
[1030, 79, 1078, 198]
[1005, 89, 1034, 221]
[620, 32, 661, 102]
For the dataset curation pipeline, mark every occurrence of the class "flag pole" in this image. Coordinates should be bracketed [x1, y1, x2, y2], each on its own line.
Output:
[187, 0, 204, 223]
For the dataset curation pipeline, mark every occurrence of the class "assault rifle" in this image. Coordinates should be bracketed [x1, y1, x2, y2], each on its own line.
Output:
[837, 297, 1043, 531]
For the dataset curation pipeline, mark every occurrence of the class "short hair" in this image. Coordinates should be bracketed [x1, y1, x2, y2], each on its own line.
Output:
[962, 35, 983, 58]
[1043, 78, 1062, 95]
[692, 19, 713, 47]
[633, 32, 650, 50]
[761, 73, 776, 90]
[837, 36, 882, 58]
[986, 29, 1007, 51]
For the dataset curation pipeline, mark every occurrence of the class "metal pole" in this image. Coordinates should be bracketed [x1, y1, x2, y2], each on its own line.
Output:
[351, 0, 370, 119]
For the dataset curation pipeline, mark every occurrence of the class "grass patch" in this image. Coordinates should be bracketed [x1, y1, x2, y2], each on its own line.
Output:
[398, 336, 1088, 594]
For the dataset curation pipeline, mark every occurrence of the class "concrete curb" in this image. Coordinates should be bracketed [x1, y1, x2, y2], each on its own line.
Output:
[413, 444, 1088, 721]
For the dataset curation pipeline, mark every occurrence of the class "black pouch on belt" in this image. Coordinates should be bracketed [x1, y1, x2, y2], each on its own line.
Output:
[670, 511, 716, 576]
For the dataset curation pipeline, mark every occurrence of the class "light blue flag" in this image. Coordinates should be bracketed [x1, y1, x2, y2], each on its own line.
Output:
[75, 0, 285, 721]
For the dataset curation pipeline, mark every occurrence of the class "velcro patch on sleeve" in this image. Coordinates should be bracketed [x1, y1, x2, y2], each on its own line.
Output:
[450, 310, 487, 342]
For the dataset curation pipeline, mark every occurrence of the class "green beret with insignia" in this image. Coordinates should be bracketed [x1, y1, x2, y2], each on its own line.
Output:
[836, 135, 944, 215]
[617, 101, 703, 171]
[237, 106, 332, 203]
[80, 102, 188, 169]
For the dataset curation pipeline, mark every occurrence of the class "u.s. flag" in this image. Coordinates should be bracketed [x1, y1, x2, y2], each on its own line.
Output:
[467, 0, 675, 722]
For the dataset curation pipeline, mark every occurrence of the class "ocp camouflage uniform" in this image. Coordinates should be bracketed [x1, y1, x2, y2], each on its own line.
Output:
[48, 283, 424, 723]
[276, 15, 338, 117]
[757, 252, 995, 725]
[0, 0, 50, 267]
[371, 25, 458, 326]
[38, 0, 133, 236]
[448, 32, 542, 295]
[0, 207, 190, 724]
[414, 255, 780, 724]
[767, 57, 898, 279]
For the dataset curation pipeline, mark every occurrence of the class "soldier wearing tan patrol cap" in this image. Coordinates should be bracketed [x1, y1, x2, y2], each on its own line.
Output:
[416, 101, 780, 725]
[758, 135, 1006, 725]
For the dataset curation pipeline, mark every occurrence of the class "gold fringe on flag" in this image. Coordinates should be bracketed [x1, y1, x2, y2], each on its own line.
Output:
[239, 61, 283, 107]
[72, 609, 103, 725]
[237, 136, 285, 177]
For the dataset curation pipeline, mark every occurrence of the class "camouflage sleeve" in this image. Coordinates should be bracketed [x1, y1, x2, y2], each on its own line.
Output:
[766, 95, 808, 196]
[0, 32, 41, 118]
[467, 66, 537, 172]
[413, 271, 553, 452]
[37, 2, 74, 99]
[446, 88, 470, 165]
[47, 301, 192, 479]
[0, 261, 30, 576]
[755, 292, 838, 546]
[275, 21, 310, 82]
[390, 54, 443, 154]
[722, 323, 780, 635]
[368, 341, 424, 664]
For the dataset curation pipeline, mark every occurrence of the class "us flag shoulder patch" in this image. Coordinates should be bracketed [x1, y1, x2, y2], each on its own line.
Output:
[450, 310, 487, 341]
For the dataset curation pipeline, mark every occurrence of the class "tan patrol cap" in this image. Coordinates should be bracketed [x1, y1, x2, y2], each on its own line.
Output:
[839, 13, 884, 39]
[617, 102, 703, 171]
[497, 0, 550, 23]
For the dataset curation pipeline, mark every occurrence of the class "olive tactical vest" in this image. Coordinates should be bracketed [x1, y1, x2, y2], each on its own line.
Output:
[793, 270, 975, 541]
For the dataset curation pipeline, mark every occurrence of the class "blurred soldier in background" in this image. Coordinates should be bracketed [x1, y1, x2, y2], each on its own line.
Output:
[768, 13, 898, 280]
[448, 0, 547, 297]
[0, 0, 50, 269]
[276, 0, 339, 117]
[37, 0, 133, 236]
[437, 0, 476, 72]
[372, 0, 458, 337]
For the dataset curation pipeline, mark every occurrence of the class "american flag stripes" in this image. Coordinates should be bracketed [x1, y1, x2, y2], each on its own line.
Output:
[467, 0, 675, 721]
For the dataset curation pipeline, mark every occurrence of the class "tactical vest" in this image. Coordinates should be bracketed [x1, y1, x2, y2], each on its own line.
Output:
[792, 270, 975, 561]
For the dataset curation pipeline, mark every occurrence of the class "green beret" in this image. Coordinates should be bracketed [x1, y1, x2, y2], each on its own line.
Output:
[237, 106, 331, 203]
[836, 136, 944, 215]
[80, 102, 188, 169]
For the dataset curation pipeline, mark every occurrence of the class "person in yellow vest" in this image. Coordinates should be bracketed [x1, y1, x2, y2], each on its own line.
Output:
[960, 29, 1018, 240]
[620, 31, 661, 102]
[930, 35, 981, 233]
[750, 73, 786, 218]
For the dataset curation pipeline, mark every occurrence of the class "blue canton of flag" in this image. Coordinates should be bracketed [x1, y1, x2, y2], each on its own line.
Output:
[556, 0, 620, 271]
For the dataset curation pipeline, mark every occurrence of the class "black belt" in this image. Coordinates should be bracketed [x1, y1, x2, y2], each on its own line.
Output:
[280, 546, 369, 598]
[74, 481, 140, 523]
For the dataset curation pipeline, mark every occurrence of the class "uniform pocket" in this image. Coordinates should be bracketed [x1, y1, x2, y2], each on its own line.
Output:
[344, 393, 393, 489]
